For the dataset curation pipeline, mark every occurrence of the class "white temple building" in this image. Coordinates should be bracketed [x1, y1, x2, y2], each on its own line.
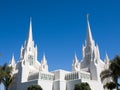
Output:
[9, 16, 110, 90]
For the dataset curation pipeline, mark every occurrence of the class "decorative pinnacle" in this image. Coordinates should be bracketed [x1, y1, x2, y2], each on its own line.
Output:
[73, 53, 78, 64]
[10, 54, 15, 65]
[42, 53, 47, 64]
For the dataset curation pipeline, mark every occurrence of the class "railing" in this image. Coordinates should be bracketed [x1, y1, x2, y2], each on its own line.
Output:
[28, 72, 39, 81]
[65, 71, 90, 80]
[28, 72, 54, 81]
[65, 72, 79, 80]
[39, 73, 54, 80]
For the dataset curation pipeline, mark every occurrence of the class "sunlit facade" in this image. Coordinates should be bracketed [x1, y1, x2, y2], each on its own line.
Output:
[9, 17, 109, 90]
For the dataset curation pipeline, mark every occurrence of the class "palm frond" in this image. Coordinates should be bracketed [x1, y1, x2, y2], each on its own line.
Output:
[100, 69, 112, 82]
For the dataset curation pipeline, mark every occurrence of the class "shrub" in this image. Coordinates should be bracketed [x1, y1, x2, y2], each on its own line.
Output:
[27, 84, 42, 90]
[74, 82, 91, 90]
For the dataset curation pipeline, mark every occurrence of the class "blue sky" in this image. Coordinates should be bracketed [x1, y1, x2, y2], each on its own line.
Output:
[0, 0, 120, 71]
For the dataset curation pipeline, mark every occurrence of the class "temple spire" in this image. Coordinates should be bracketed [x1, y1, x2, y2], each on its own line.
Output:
[26, 17, 33, 45]
[86, 14, 93, 45]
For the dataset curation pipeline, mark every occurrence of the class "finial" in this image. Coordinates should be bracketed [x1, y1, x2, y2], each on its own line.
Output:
[12, 53, 15, 60]
[87, 13, 90, 25]
[10, 53, 15, 66]
[43, 53, 46, 58]
[86, 13, 90, 27]
[30, 17, 32, 21]
[42, 53, 47, 64]
[105, 52, 109, 60]
[104, 52, 110, 67]
[87, 13, 90, 20]
[74, 52, 77, 59]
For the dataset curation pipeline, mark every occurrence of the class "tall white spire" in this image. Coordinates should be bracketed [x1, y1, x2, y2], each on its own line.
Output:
[20, 17, 38, 62]
[10, 54, 16, 66]
[26, 17, 33, 45]
[86, 14, 93, 45]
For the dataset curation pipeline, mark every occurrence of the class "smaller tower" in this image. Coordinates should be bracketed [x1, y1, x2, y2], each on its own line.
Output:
[10, 54, 16, 66]
[96, 44, 100, 60]
[104, 53, 110, 69]
[103, 53, 112, 87]
[19, 18, 38, 66]
[81, 14, 95, 69]
[41, 54, 48, 72]
[72, 53, 80, 71]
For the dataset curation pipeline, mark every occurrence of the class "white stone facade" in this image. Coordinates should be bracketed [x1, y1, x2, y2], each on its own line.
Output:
[9, 16, 110, 90]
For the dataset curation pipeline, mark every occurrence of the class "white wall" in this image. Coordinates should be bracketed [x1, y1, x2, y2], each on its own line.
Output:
[82, 79, 104, 90]
[38, 80, 53, 90]
[66, 79, 81, 90]
[53, 80, 66, 90]
[17, 80, 38, 90]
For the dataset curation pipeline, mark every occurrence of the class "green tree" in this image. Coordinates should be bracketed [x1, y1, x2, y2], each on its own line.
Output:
[100, 55, 120, 90]
[0, 63, 14, 90]
[74, 82, 91, 90]
[104, 82, 116, 90]
[27, 84, 42, 90]
[0, 65, 4, 83]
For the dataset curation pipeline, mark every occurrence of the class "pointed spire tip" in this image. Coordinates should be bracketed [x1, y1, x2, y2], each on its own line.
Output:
[30, 17, 32, 21]
[86, 13, 90, 20]
[26, 17, 33, 44]
[86, 13, 93, 45]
